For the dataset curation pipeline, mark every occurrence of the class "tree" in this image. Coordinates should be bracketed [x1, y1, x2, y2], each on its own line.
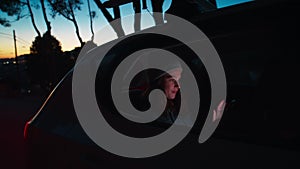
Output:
[0, 0, 23, 27]
[28, 33, 64, 91]
[0, 18, 11, 27]
[87, 0, 95, 40]
[0, 0, 42, 37]
[48, 0, 85, 47]
[25, 0, 41, 37]
[40, 0, 52, 35]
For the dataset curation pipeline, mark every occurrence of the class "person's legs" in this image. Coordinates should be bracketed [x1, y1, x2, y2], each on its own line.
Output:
[151, 0, 165, 25]
[133, 0, 141, 32]
[112, 7, 125, 37]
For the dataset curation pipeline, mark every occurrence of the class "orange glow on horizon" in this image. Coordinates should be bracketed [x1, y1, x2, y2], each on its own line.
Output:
[0, 39, 30, 59]
[0, 38, 82, 59]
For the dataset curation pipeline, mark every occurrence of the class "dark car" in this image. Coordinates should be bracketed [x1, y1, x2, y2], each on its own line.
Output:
[24, 0, 300, 168]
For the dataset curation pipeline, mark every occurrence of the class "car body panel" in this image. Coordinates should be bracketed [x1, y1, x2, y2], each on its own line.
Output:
[25, 0, 300, 168]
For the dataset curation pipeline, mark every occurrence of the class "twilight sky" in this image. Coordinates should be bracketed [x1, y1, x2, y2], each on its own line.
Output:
[0, 0, 251, 59]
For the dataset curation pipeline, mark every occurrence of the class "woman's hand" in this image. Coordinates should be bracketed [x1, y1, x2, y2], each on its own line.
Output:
[213, 99, 226, 122]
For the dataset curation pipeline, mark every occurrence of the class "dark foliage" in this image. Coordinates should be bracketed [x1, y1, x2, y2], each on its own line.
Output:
[28, 33, 72, 91]
[0, 0, 24, 27]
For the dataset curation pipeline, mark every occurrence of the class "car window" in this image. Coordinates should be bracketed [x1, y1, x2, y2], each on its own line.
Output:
[30, 72, 76, 135]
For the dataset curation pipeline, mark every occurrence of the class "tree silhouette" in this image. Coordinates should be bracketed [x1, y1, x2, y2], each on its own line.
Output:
[48, 0, 85, 47]
[0, 0, 43, 37]
[28, 33, 66, 91]
[25, 0, 42, 37]
[0, 18, 11, 27]
[0, 0, 24, 27]
[40, 0, 52, 35]
[87, 0, 95, 40]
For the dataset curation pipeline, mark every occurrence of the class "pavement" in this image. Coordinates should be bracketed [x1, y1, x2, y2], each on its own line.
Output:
[0, 93, 47, 169]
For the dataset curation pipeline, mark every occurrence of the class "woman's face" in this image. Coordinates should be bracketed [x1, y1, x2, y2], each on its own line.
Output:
[163, 68, 182, 100]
